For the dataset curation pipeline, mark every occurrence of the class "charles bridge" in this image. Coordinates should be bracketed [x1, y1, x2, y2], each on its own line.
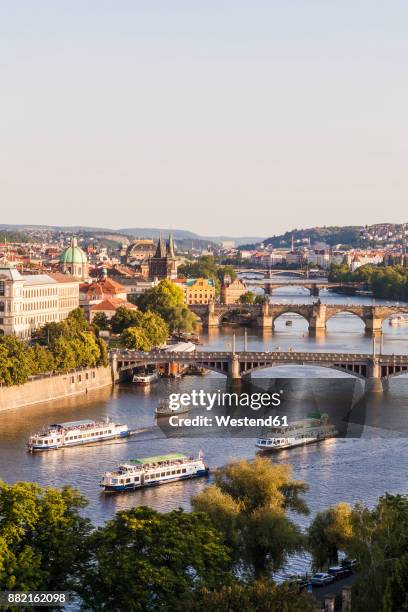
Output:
[189, 302, 408, 335]
[111, 348, 408, 391]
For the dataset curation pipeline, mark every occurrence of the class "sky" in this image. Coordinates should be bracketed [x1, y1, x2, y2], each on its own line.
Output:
[1, 1, 408, 237]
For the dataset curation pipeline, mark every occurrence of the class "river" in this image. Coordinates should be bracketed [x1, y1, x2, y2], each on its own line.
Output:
[1, 286, 408, 577]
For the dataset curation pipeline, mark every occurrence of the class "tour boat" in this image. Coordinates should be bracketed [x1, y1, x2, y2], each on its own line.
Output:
[389, 315, 408, 327]
[132, 370, 159, 385]
[256, 413, 337, 452]
[27, 417, 129, 452]
[285, 320, 293, 326]
[100, 451, 209, 492]
[155, 399, 191, 418]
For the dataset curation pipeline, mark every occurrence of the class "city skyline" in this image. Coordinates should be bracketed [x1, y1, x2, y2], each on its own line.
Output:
[2, 1, 408, 234]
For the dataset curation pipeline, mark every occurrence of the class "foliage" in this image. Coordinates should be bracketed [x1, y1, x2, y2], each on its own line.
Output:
[0, 308, 107, 385]
[329, 263, 408, 301]
[349, 494, 408, 612]
[308, 502, 353, 569]
[192, 458, 308, 578]
[134, 280, 196, 333]
[382, 551, 408, 612]
[78, 506, 231, 611]
[178, 256, 237, 294]
[92, 312, 110, 331]
[190, 580, 316, 612]
[239, 291, 256, 304]
[115, 307, 169, 349]
[0, 481, 90, 591]
[121, 327, 152, 351]
[110, 306, 143, 334]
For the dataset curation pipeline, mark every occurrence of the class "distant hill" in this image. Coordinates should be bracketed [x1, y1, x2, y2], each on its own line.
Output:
[240, 226, 366, 250]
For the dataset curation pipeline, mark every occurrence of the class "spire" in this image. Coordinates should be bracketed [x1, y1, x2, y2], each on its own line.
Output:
[167, 234, 175, 258]
[154, 233, 166, 258]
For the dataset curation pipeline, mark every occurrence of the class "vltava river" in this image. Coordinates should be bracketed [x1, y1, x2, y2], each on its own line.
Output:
[1, 288, 408, 575]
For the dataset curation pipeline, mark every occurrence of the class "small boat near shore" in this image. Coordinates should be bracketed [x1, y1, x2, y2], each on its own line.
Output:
[27, 417, 129, 452]
[100, 452, 209, 492]
[256, 413, 337, 452]
[133, 370, 159, 386]
[155, 399, 191, 418]
[389, 315, 408, 327]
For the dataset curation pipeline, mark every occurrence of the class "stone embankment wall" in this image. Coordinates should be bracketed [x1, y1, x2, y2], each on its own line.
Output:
[0, 366, 115, 412]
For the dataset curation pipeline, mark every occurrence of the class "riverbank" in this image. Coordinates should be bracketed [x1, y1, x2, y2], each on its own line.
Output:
[0, 365, 115, 412]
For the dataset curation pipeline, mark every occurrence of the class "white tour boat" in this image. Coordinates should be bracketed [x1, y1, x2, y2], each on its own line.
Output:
[100, 451, 209, 492]
[256, 413, 337, 452]
[27, 417, 129, 452]
[132, 370, 159, 385]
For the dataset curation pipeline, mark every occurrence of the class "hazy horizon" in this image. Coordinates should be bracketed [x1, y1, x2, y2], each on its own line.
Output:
[2, 1, 408, 234]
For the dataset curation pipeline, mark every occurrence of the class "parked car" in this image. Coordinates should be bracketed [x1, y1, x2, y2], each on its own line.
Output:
[311, 572, 335, 586]
[285, 576, 309, 592]
[328, 566, 352, 579]
[342, 558, 359, 570]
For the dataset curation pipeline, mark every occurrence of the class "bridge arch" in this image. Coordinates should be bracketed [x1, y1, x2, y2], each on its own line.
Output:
[268, 284, 313, 296]
[326, 308, 366, 331]
[271, 307, 311, 330]
[218, 307, 259, 326]
[240, 361, 367, 380]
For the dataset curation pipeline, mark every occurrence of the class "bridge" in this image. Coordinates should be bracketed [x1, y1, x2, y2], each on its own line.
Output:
[236, 267, 327, 279]
[189, 302, 408, 334]
[111, 349, 408, 390]
[243, 279, 365, 296]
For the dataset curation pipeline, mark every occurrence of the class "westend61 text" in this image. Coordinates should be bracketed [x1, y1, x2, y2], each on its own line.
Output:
[168, 415, 289, 428]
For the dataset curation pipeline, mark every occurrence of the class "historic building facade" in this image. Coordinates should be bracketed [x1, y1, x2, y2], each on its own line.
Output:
[148, 235, 178, 280]
[183, 278, 215, 305]
[0, 265, 79, 338]
[221, 277, 247, 304]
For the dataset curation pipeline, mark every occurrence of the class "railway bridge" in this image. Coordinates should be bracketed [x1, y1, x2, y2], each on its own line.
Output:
[189, 302, 408, 334]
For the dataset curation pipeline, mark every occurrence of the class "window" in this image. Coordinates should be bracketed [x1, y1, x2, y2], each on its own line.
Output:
[182, 468, 186, 473]
[0, 302, 4, 312]
[0, 281, 4, 296]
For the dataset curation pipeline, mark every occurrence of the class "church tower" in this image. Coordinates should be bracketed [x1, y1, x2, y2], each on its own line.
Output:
[148, 234, 178, 280]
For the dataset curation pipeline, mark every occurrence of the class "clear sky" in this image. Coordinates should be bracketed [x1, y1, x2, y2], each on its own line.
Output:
[1, 1, 408, 237]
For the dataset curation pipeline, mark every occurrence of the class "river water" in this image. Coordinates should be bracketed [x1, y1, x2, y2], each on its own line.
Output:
[1, 287, 408, 576]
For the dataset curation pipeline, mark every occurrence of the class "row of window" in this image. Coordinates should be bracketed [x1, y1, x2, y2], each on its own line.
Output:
[115, 468, 188, 484]
[37, 430, 113, 444]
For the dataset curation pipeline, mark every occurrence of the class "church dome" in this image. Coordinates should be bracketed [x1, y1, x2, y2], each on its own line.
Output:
[60, 237, 88, 265]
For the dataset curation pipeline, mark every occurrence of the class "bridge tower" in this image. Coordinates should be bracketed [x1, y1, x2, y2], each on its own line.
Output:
[309, 301, 327, 334]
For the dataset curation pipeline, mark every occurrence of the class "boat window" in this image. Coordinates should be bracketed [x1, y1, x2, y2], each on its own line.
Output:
[125, 479, 131, 483]
[111, 479, 117, 484]
[182, 468, 186, 473]
[176, 469, 181, 474]
[119, 479, 124, 484]
[134, 477, 139, 482]
[171, 470, 176, 475]
[145, 475, 149, 480]
[161, 472, 165, 477]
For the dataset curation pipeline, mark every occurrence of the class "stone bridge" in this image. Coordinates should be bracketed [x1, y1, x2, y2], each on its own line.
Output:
[250, 280, 364, 296]
[189, 302, 408, 334]
[111, 349, 408, 389]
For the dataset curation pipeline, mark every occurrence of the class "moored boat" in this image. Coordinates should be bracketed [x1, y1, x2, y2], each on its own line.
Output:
[100, 451, 209, 492]
[256, 413, 337, 451]
[155, 399, 191, 418]
[389, 315, 408, 326]
[133, 370, 159, 385]
[27, 417, 129, 452]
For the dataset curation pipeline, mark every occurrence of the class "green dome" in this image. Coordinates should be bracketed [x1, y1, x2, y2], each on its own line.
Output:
[60, 238, 88, 265]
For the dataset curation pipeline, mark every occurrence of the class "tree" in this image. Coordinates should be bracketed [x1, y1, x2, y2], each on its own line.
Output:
[383, 552, 408, 612]
[92, 312, 109, 332]
[135, 280, 196, 333]
[0, 335, 35, 385]
[121, 327, 152, 351]
[190, 581, 316, 612]
[0, 481, 90, 591]
[78, 507, 231, 611]
[192, 458, 308, 578]
[30, 344, 55, 375]
[110, 306, 142, 334]
[308, 502, 353, 569]
[239, 291, 256, 304]
[141, 311, 168, 347]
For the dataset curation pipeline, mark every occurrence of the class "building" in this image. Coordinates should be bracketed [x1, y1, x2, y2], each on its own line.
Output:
[79, 273, 128, 317]
[183, 278, 215, 305]
[148, 235, 178, 280]
[60, 236, 89, 280]
[89, 297, 138, 322]
[125, 239, 156, 263]
[0, 265, 79, 338]
[221, 277, 247, 304]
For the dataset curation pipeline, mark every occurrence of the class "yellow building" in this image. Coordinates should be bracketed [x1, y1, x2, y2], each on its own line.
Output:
[184, 278, 215, 305]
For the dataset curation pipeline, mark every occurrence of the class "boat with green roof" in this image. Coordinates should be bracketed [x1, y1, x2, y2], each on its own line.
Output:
[100, 451, 209, 492]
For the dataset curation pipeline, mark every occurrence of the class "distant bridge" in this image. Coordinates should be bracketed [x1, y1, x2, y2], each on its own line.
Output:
[244, 279, 365, 296]
[189, 302, 408, 334]
[111, 349, 408, 389]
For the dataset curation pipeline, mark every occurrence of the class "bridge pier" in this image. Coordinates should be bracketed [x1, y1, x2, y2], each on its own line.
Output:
[309, 302, 327, 334]
[364, 316, 382, 336]
[228, 354, 241, 380]
[311, 285, 320, 297]
[366, 358, 384, 393]
[207, 302, 220, 327]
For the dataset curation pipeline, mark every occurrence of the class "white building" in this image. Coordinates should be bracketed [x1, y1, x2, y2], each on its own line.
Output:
[0, 265, 79, 338]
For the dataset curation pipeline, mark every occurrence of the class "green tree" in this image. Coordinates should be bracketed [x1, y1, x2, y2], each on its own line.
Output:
[308, 502, 353, 569]
[191, 580, 316, 612]
[92, 312, 109, 332]
[29, 344, 55, 375]
[49, 336, 77, 372]
[192, 458, 308, 578]
[135, 280, 196, 333]
[383, 551, 408, 612]
[141, 311, 168, 347]
[239, 291, 256, 304]
[78, 507, 231, 611]
[110, 306, 142, 334]
[0, 336, 34, 385]
[0, 481, 90, 591]
[121, 327, 152, 351]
